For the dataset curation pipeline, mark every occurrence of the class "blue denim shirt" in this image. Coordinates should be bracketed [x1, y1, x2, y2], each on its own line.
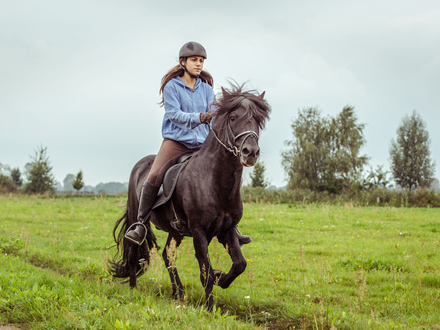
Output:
[162, 76, 215, 149]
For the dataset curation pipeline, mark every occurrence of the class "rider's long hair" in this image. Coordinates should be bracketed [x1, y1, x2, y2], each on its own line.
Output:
[159, 58, 214, 107]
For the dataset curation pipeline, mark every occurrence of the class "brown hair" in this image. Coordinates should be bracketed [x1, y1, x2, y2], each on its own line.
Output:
[159, 58, 214, 107]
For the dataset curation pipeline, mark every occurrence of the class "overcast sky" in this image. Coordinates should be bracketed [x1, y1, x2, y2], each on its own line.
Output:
[1, 0, 439, 188]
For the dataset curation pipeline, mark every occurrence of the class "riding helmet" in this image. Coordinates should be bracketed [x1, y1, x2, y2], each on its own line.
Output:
[179, 42, 207, 59]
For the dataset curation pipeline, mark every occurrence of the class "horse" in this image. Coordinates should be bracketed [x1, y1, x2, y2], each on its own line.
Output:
[110, 83, 271, 310]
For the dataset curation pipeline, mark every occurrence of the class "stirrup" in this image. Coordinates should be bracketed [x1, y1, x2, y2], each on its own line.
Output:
[124, 222, 147, 245]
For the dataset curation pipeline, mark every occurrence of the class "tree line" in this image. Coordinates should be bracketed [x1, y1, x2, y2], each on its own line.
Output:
[251, 108, 436, 193]
[1, 108, 437, 197]
[0, 146, 84, 194]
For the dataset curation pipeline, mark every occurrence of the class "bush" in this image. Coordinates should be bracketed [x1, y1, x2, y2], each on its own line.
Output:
[240, 186, 440, 207]
[0, 174, 16, 193]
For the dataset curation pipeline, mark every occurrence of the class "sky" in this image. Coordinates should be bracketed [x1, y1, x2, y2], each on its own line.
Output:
[1, 0, 439, 188]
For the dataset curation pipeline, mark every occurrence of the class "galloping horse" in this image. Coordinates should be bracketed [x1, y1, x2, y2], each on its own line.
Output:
[110, 84, 271, 310]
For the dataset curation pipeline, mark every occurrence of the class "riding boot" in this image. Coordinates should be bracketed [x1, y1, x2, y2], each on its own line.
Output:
[125, 181, 160, 245]
[236, 227, 251, 246]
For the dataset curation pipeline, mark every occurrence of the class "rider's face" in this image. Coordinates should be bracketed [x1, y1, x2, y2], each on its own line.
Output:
[183, 56, 204, 76]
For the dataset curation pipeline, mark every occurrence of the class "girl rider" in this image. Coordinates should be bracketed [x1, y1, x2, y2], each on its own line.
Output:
[125, 41, 251, 246]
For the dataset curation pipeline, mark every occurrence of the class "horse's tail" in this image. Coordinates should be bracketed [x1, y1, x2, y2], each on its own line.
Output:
[109, 196, 158, 281]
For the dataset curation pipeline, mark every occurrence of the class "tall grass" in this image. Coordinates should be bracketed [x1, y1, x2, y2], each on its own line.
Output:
[1, 195, 439, 329]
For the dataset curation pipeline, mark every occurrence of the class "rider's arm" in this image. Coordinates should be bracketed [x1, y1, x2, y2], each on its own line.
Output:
[163, 83, 202, 130]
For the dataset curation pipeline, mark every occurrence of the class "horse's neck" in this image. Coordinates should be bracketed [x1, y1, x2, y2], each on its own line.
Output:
[197, 133, 243, 196]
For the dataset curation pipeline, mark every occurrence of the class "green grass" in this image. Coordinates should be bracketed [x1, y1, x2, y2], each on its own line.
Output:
[1, 195, 440, 329]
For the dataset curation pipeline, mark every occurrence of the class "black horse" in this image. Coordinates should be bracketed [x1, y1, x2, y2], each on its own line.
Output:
[110, 84, 271, 310]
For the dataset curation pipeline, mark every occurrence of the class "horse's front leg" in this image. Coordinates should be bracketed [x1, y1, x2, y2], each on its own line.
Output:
[162, 233, 184, 300]
[193, 230, 216, 311]
[127, 243, 139, 288]
[216, 228, 247, 289]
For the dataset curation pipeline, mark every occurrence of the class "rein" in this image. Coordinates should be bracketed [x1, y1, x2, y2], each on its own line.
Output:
[208, 122, 259, 157]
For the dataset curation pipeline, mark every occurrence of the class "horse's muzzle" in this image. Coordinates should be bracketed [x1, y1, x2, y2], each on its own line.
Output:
[240, 145, 260, 167]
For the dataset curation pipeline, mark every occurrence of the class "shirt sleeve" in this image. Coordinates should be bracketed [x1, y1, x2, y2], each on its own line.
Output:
[207, 86, 215, 111]
[163, 83, 201, 130]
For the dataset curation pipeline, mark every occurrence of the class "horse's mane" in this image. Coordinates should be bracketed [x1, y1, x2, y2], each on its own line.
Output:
[212, 83, 271, 130]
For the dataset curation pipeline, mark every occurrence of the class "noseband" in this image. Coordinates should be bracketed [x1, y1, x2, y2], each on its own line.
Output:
[208, 120, 259, 158]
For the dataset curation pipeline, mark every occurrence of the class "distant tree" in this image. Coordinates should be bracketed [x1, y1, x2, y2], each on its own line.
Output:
[10, 168, 23, 187]
[282, 107, 330, 191]
[250, 161, 268, 188]
[282, 106, 368, 193]
[94, 182, 127, 195]
[364, 165, 391, 190]
[0, 174, 15, 192]
[330, 106, 369, 185]
[72, 170, 85, 193]
[0, 163, 15, 192]
[389, 111, 435, 190]
[24, 145, 56, 194]
[63, 173, 75, 192]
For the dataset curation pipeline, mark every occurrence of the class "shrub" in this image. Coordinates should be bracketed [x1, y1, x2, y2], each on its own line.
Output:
[240, 186, 440, 207]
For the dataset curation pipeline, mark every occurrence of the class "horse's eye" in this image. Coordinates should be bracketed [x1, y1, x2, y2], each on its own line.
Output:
[229, 116, 235, 122]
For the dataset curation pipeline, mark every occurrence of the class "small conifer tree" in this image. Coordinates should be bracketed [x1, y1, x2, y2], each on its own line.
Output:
[72, 170, 85, 193]
[250, 161, 268, 188]
[25, 145, 56, 194]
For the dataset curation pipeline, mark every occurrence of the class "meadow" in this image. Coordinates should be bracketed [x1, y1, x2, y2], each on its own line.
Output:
[0, 195, 439, 329]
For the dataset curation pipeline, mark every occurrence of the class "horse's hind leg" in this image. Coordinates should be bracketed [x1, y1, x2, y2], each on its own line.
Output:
[162, 233, 184, 300]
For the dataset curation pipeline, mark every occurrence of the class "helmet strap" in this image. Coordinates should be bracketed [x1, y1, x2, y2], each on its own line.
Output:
[180, 63, 200, 79]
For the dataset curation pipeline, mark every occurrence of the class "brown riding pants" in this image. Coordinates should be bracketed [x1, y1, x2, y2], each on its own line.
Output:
[147, 138, 199, 187]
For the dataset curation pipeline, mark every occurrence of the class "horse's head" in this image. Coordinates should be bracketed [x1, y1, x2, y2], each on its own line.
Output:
[211, 83, 271, 167]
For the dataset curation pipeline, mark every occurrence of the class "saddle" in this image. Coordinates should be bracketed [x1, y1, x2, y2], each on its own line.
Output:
[150, 153, 193, 234]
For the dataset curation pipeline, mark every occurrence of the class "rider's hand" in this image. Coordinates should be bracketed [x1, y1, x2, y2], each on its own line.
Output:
[200, 112, 214, 124]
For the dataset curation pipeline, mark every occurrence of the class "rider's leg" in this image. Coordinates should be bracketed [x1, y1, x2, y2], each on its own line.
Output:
[236, 227, 251, 246]
[125, 139, 195, 245]
[124, 180, 160, 245]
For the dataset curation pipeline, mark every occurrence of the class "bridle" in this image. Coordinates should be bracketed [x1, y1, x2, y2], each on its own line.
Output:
[208, 119, 259, 158]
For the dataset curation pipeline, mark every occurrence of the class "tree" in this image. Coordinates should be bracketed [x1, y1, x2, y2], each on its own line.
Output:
[72, 170, 85, 193]
[0, 163, 16, 192]
[25, 145, 56, 194]
[364, 165, 391, 190]
[250, 161, 268, 188]
[330, 106, 369, 184]
[63, 173, 75, 192]
[0, 174, 15, 192]
[281, 106, 368, 193]
[281, 107, 330, 191]
[10, 168, 23, 187]
[389, 110, 435, 190]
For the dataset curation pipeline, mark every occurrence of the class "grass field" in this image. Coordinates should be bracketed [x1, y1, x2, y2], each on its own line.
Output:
[0, 195, 439, 329]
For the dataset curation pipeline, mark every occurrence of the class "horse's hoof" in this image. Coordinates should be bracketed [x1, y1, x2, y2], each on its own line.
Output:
[172, 290, 185, 301]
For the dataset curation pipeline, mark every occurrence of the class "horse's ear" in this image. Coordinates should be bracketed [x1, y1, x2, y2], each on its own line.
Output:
[259, 91, 265, 99]
[221, 87, 228, 97]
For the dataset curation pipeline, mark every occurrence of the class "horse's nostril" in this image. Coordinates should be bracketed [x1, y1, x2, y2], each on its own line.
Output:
[242, 148, 250, 156]
[256, 149, 260, 158]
